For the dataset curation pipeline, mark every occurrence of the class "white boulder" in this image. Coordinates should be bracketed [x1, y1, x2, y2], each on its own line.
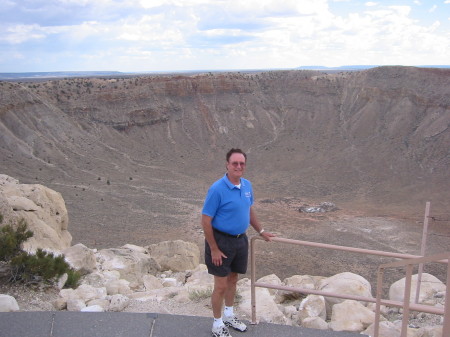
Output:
[105, 279, 132, 295]
[63, 243, 96, 275]
[185, 264, 214, 287]
[276, 275, 317, 303]
[329, 300, 376, 332]
[302, 316, 329, 330]
[82, 270, 121, 288]
[422, 326, 443, 337]
[319, 272, 372, 311]
[75, 284, 107, 302]
[238, 287, 288, 325]
[109, 294, 130, 312]
[86, 299, 110, 311]
[389, 273, 446, 305]
[67, 298, 86, 311]
[6, 196, 39, 211]
[0, 294, 19, 312]
[60, 288, 79, 301]
[146, 240, 200, 272]
[97, 247, 160, 288]
[81, 305, 104, 312]
[162, 277, 178, 287]
[298, 295, 327, 323]
[0, 175, 72, 253]
[363, 320, 401, 337]
[143, 274, 164, 291]
[257, 274, 282, 296]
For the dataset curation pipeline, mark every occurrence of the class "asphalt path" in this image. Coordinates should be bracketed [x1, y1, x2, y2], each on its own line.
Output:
[0, 311, 366, 337]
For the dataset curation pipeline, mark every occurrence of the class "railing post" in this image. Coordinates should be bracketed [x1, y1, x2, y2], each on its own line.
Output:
[401, 264, 414, 337]
[416, 201, 430, 304]
[374, 267, 385, 337]
[443, 257, 450, 337]
[250, 237, 257, 324]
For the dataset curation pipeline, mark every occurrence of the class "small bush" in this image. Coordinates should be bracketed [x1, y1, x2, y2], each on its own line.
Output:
[10, 249, 66, 282]
[66, 269, 81, 288]
[167, 291, 178, 299]
[188, 287, 213, 302]
[188, 287, 242, 303]
[0, 219, 33, 261]
[0, 215, 80, 288]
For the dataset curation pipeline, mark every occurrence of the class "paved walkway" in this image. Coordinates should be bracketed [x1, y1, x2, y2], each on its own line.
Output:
[0, 312, 366, 337]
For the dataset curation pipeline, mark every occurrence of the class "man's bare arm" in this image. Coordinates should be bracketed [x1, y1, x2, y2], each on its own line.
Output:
[250, 207, 275, 241]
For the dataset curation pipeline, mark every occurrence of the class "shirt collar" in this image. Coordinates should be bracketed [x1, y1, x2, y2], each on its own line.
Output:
[223, 173, 244, 189]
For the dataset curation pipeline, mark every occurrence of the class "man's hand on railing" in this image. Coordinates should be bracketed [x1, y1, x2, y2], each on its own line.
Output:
[260, 230, 275, 242]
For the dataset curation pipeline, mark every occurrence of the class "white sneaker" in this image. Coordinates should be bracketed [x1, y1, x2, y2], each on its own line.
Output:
[212, 324, 232, 337]
[223, 315, 247, 332]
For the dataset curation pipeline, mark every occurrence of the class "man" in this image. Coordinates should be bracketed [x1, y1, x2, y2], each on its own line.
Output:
[202, 148, 275, 337]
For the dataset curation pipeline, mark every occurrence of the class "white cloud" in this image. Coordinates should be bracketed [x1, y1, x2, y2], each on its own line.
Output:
[138, 0, 212, 7]
[229, 0, 328, 16]
[116, 14, 185, 45]
[429, 5, 437, 12]
[0, 24, 46, 44]
[1, 0, 449, 71]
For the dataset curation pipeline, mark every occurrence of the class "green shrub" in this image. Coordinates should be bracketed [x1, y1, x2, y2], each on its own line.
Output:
[0, 215, 80, 288]
[10, 249, 73, 283]
[66, 269, 81, 288]
[0, 219, 33, 261]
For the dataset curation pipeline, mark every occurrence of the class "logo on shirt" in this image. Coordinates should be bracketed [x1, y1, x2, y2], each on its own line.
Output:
[245, 192, 252, 198]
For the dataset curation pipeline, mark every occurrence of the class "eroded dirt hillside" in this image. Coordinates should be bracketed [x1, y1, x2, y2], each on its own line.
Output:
[0, 67, 449, 282]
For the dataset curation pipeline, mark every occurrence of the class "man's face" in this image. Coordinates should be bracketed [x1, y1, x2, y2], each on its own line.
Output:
[226, 153, 246, 182]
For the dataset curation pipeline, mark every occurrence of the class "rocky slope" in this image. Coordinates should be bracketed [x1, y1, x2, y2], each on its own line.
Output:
[1, 174, 446, 337]
[0, 67, 449, 281]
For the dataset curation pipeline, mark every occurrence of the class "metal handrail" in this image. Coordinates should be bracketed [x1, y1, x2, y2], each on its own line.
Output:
[375, 252, 450, 337]
[250, 236, 449, 337]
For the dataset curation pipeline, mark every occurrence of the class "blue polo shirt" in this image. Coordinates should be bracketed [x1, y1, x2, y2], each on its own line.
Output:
[202, 174, 254, 235]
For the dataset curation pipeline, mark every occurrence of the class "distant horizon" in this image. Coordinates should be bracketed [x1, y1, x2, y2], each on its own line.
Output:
[1, 64, 450, 81]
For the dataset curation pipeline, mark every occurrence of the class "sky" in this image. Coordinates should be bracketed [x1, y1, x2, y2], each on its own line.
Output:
[0, 0, 449, 72]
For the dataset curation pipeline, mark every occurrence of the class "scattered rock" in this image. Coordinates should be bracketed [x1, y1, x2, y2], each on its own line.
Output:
[96, 247, 160, 289]
[299, 202, 338, 213]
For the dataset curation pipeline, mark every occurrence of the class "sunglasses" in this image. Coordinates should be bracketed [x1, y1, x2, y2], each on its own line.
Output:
[229, 161, 246, 167]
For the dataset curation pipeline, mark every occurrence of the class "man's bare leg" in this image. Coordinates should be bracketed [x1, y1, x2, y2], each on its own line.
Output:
[224, 272, 238, 307]
[212, 275, 229, 318]
[222, 272, 247, 332]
